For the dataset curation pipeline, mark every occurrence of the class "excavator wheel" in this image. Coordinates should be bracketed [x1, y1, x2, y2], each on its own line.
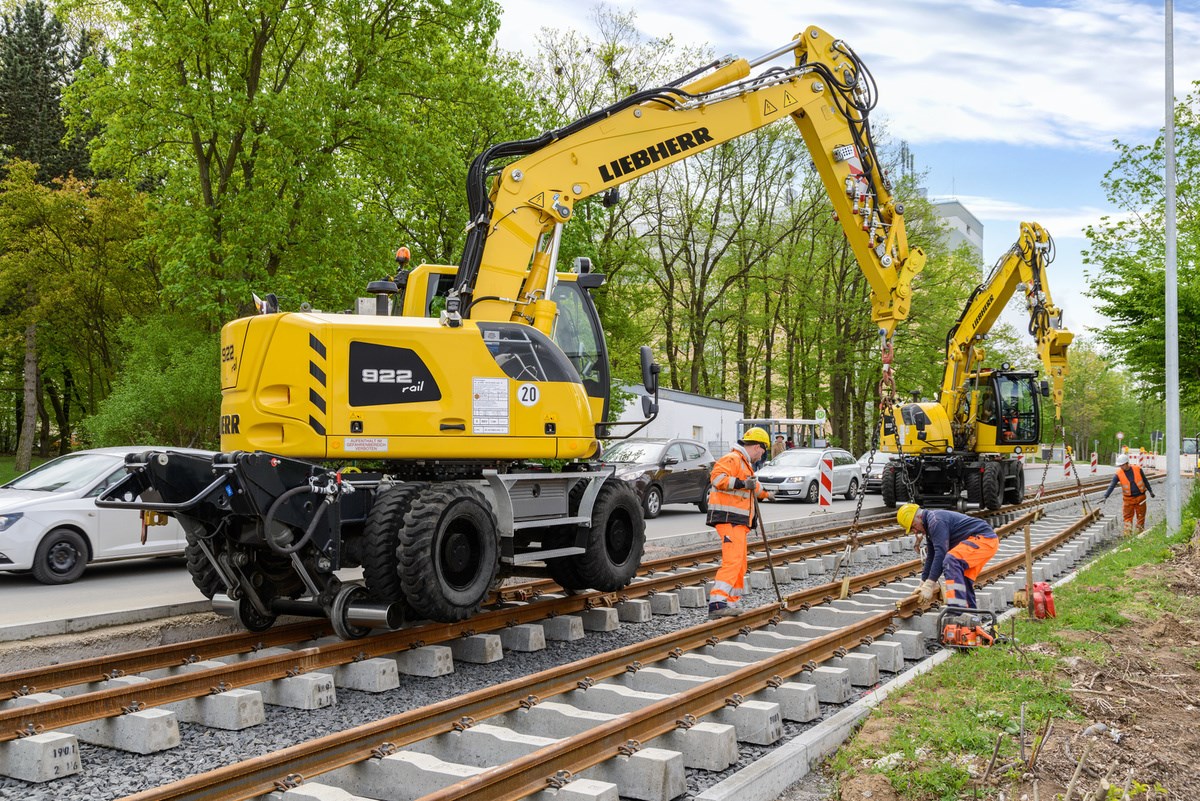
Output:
[398, 483, 499, 622]
[330, 583, 372, 640]
[1003, 464, 1025, 504]
[965, 471, 983, 508]
[881, 462, 910, 508]
[362, 482, 426, 603]
[982, 461, 1004, 510]
[234, 595, 277, 633]
[567, 479, 645, 591]
[181, 520, 223, 599]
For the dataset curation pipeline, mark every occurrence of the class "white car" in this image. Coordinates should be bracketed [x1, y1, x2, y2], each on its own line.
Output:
[0, 447, 211, 584]
[756, 447, 862, 502]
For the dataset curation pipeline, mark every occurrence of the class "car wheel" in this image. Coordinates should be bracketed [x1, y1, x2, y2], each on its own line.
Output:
[844, 478, 859, 500]
[696, 496, 709, 513]
[32, 528, 89, 584]
[643, 486, 663, 519]
[805, 481, 820, 504]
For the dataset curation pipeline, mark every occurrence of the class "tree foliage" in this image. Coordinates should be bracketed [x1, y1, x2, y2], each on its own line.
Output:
[1084, 81, 1200, 409]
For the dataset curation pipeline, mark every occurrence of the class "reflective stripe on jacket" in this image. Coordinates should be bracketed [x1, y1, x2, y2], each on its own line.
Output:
[705, 444, 769, 527]
[1115, 465, 1151, 498]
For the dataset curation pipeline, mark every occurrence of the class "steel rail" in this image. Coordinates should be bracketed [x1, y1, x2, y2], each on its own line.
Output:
[126, 505, 1104, 801]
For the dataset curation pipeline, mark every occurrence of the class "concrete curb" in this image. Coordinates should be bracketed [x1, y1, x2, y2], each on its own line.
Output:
[694, 649, 954, 801]
[0, 600, 211, 643]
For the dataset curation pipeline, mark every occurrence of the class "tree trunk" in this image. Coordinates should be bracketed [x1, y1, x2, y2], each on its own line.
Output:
[15, 323, 38, 473]
[37, 369, 50, 457]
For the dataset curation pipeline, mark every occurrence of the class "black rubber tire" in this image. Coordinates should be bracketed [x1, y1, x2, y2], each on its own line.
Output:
[881, 462, 899, 508]
[31, 528, 88, 584]
[362, 482, 425, 603]
[805, 481, 820, 504]
[643, 486, 663, 519]
[1004, 464, 1025, 504]
[235, 596, 276, 632]
[982, 461, 1004, 510]
[696, 496, 709, 513]
[182, 520, 223, 599]
[965, 470, 983, 507]
[399, 483, 499, 622]
[545, 479, 589, 590]
[844, 478, 859, 501]
[568, 480, 645, 591]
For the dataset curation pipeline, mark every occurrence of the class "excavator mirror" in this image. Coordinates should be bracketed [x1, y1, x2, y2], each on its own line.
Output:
[602, 187, 620, 208]
[1040, 379, 1050, 397]
[640, 346, 658, 394]
[641, 394, 657, 418]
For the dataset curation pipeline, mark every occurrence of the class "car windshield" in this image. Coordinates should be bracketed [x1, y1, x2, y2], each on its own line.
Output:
[4, 452, 120, 493]
[602, 441, 665, 463]
[768, 451, 821, 468]
[859, 453, 887, 467]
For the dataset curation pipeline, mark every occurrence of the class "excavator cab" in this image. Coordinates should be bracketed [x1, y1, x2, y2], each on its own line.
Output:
[973, 369, 1041, 449]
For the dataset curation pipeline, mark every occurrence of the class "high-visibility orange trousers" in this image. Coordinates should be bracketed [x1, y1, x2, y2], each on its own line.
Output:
[1122, 495, 1147, 534]
[708, 523, 748, 607]
[943, 534, 999, 608]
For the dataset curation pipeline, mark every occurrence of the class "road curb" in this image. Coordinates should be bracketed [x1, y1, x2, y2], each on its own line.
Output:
[0, 600, 211, 643]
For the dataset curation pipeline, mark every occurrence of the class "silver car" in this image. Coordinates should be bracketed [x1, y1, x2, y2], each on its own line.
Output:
[757, 447, 862, 503]
[857, 451, 895, 493]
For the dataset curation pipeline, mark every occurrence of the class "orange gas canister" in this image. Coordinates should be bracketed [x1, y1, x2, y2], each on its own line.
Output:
[1030, 581, 1056, 619]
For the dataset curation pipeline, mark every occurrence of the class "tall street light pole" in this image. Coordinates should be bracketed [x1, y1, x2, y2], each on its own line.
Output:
[1165, 0, 1182, 533]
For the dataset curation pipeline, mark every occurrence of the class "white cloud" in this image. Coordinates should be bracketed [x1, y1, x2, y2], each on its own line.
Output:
[498, 0, 1200, 150]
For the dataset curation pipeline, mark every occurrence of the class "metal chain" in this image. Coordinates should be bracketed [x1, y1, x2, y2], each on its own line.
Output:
[1062, 417, 1092, 512]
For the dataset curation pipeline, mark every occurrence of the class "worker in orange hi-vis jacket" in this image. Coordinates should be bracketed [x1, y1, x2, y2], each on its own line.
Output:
[1102, 453, 1155, 534]
[705, 427, 772, 618]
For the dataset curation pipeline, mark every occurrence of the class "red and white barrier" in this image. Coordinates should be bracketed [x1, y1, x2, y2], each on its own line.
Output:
[819, 454, 833, 508]
[1063, 452, 1074, 478]
[1090, 452, 1098, 474]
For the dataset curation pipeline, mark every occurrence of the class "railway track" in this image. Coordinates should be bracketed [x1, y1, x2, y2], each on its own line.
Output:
[0, 480, 1116, 800]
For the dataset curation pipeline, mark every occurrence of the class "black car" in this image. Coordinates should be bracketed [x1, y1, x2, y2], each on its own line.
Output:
[600, 438, 714, 518]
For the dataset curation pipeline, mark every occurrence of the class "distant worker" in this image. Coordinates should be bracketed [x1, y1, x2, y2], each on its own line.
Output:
[705, 427, 773, 618]
[897, 503, 999, 609]
[771, 434, 786, 459]
[1102, 453, 1155, 534]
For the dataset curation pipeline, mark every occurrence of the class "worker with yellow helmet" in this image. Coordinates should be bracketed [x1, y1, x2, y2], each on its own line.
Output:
[898, 501, 998, 608]
[704, 426, 773, 618]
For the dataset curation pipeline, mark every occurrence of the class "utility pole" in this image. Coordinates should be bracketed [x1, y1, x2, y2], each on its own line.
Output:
[1164, 0, 1182, 533]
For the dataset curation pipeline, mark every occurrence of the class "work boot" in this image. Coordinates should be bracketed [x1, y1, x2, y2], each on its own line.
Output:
[707, 602, 741, 619]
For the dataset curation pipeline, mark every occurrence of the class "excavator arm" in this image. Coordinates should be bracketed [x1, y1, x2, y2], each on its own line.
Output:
[449, 26, 924, 346]
[940, 221, 1073, 420]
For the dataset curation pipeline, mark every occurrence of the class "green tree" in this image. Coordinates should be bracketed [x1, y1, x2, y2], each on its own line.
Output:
[66, 0, 516, 326]
[0, 0, 94, 182]
[0, 161, 154, 465]
[1083, 82, 1200, 411]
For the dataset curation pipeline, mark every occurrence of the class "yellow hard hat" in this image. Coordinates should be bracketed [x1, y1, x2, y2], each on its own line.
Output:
[897, 503, 920, 533]
[741, 427, 771, 447]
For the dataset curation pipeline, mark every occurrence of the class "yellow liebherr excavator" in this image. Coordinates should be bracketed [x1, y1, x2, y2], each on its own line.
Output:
[101, 26, 925, 637]
[879, 221, 1072, 511]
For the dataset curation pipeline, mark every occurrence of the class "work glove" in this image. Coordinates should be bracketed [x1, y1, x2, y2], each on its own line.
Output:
[916, 579, 938, 604]
[740, 477, 758, 491]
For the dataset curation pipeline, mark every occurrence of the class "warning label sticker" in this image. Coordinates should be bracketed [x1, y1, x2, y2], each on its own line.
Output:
[473, 377, 509, 434]
[344, 437, 388, 453]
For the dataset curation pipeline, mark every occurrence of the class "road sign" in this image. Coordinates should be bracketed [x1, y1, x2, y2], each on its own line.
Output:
[815, 408, 826, 422]
[1116, 431, 1124, 440]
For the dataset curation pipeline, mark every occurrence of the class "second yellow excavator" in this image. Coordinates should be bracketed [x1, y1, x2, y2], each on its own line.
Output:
[879, 222, 1073, 510]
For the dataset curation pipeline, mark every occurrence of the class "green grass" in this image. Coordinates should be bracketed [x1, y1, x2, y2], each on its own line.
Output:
[830, 486, 1200, 799]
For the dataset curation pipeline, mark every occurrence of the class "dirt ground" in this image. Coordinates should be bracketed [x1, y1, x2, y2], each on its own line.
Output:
[831, 540, 1200, 800]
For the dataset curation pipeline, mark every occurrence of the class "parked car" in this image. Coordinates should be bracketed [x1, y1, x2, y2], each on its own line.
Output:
[857, 451, 896, 493]
[0, 447, 213, 584]
[757, 447, 862, 503]
[600, 438, 714, 518]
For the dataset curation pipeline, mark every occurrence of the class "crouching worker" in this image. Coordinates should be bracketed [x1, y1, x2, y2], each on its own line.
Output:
[705, 427, 772, 618]
[897, 503, 999, 609]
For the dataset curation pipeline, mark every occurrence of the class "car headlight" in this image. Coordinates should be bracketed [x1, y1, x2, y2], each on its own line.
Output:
[0, 513, 23, 531]
[787, 475, 810, 483]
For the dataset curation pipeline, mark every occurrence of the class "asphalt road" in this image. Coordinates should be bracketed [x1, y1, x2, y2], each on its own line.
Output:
[0, 465, 1114, 636]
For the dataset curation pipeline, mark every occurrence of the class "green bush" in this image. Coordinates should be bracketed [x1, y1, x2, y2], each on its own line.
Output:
[80, 319, 220, 448]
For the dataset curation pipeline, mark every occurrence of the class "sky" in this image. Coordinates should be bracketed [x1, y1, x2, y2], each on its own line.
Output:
[493, 0, 1200, 341]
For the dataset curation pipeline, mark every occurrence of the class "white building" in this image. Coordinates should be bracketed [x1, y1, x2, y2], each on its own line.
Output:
[616, 385, 743, 454]
[932, 199, 984, 260]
